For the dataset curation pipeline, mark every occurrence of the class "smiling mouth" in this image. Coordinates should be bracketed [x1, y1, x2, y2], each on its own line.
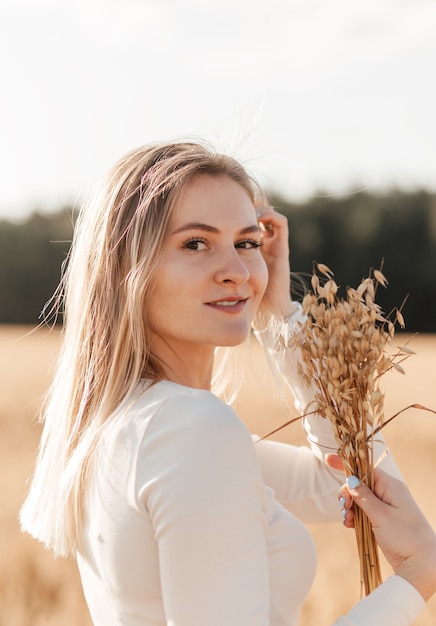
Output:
[214, 300, 245, 307]
[206, 298, 248, 310]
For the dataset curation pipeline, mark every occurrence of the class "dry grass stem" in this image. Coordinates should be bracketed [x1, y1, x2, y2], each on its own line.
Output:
[290, 263, 413, 596]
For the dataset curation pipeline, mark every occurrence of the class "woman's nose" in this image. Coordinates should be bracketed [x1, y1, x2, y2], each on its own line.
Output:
[214, 248, 250, 285]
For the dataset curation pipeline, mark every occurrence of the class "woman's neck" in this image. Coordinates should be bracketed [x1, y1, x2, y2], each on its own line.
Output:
[149, 338, 214, 390]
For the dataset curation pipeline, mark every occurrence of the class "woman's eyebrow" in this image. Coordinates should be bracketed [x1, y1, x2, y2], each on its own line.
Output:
[171, 223, 260, 235]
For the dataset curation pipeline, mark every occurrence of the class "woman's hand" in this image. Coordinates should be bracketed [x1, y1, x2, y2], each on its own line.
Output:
[254, 202, 294, 326]
[339, 468, 436, 601]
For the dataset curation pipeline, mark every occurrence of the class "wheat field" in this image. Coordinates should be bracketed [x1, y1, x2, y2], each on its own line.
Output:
[1, 325, 435, 625]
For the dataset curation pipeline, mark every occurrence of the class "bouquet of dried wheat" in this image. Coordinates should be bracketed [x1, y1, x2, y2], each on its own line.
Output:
[291, 263, 414, 596]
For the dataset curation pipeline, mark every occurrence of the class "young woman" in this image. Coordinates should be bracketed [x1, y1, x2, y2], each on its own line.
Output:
[21, 141, 436, 625]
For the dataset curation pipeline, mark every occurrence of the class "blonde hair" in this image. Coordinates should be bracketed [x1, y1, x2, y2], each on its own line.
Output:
[20, 141, 260, 557]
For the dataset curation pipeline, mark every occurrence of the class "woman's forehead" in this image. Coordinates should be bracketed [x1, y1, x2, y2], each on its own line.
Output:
[172, 174, 256, 222]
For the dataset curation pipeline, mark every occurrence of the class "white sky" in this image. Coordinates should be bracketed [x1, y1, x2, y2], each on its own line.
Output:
[0, 0, 435, 219]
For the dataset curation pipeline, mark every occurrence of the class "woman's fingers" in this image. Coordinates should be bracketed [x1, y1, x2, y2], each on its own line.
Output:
[337, 486, 355, 528]
[342, 469, 436, 600]
[325, 453, 344, 472]
[324, 454, 356, 527]
[254, 207, 292, 321]
[346, 471, 403, 524]
[256, 208, 289, 244]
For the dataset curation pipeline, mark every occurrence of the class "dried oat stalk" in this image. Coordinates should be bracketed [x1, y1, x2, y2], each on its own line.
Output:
[291, 262, 413, 596]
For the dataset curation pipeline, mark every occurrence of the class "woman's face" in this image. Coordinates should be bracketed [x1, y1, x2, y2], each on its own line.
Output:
[147, 174, 268, 359]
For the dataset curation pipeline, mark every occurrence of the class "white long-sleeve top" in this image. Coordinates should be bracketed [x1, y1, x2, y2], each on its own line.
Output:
[77, 310, 425, 626]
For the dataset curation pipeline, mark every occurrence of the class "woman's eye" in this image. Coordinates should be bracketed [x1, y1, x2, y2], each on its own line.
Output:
[183, 238, 208, 251]
[236, 239, 263, 250]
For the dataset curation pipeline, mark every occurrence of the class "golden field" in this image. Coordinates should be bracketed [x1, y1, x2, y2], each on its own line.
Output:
[1, 325, 435, 625]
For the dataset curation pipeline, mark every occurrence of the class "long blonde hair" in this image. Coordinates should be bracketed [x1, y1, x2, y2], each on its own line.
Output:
[20, 141, 260, 557]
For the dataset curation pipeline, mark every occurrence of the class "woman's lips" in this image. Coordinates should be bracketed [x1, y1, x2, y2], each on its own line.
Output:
[206, 297, 248, 312]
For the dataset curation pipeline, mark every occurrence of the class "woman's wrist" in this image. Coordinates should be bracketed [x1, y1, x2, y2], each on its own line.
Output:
[396, 545, 436, 601]
[252, 300, 295, 330]
[252, 301, 302, 334]
[281, 301, 301, 323]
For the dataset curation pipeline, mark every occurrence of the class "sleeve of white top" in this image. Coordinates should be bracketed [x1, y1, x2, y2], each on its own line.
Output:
[253, 302, 403, 522]
[332, 575, 425, 626]
[135, 390, 271, 626]
[254, 436, 344, 521]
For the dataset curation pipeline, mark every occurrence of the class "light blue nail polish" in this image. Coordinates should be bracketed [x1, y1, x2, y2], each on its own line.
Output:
[342, 508, 347, 523]
[339, 497, 346, 508]
[346, 475, 361, 490]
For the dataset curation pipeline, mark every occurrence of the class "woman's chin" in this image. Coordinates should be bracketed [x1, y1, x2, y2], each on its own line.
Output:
[215, 328, 251, 348]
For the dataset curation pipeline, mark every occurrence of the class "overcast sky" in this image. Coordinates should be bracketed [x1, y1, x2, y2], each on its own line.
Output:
[0, 0, 435, 220]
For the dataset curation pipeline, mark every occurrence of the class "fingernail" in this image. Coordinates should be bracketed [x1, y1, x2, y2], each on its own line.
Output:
[341, 508, 347, 524]
[256, 211, 262, 217]
[346, 475, 361, 490]
[339, 496, 346, 508]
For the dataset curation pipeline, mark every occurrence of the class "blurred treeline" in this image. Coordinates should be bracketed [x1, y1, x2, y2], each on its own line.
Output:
[0, 189, 435, 331]
[0, 209, 74, 325]
[274, 189, 436, 333]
